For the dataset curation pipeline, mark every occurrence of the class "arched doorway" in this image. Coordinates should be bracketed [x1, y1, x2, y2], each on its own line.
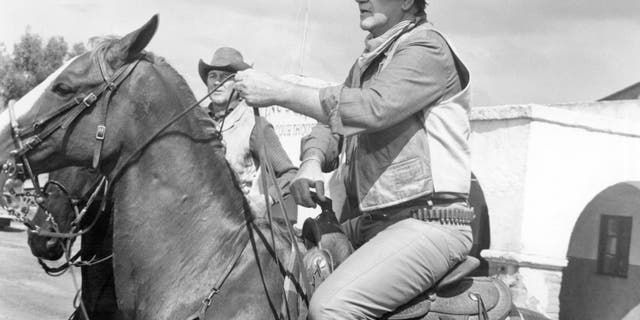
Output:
[469, 172, 491, 276]
[560, 182, 640, 320]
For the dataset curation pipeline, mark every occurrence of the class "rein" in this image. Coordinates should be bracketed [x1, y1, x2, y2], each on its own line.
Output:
[252, 108, 311, 311]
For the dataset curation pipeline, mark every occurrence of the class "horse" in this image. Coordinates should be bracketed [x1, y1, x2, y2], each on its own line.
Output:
[26, 168, 549, 320]
[0, 15, 538, 320]
[0, 15, 293, 320]
[27, 166, 119, 320]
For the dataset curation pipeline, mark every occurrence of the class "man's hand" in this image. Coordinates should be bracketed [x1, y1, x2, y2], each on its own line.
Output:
[234, 69, 290, 108]
[291, 159, 326, 208]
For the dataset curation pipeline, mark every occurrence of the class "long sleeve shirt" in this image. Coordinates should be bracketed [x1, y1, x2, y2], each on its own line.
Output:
[250, 116, 298, 199]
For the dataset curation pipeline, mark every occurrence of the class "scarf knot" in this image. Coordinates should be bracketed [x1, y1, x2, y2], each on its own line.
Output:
[356, 17, 423, 71]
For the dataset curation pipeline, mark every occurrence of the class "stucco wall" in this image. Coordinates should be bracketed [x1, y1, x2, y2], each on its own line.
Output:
[568, 182, 640, 264]
[470, 116, 531, 253]
[521, 116, 640, 260]
[470, 102, 640, 319]
[471, 103, 640, 263]
[559, 182, 640, 320]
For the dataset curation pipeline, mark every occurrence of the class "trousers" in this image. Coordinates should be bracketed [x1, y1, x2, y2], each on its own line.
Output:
[307, 203, 473, 320]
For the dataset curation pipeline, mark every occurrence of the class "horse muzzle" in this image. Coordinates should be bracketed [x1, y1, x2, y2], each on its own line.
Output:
[28, 230, 65, 261]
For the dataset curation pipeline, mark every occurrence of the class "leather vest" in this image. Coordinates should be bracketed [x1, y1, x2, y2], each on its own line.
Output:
[218, 102, 267, 216]
[346, 25, 472, 212]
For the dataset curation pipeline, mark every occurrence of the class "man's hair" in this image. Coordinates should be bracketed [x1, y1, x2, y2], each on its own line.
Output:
[415, 1, 427, 14]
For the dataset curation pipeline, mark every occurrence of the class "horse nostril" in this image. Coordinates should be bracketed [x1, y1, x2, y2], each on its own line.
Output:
[45, 238, 59, 249]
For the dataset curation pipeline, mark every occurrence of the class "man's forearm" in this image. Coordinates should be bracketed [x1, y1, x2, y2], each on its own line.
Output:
[277, 82, 329, 124]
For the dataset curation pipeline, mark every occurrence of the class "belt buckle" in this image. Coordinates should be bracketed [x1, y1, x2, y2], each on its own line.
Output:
[95, 125, 106, 140]
[82, 93, 98, 107]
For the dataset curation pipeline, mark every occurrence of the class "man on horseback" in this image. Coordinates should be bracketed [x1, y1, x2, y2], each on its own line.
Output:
[198, 47, 298, 223]
[234, 0, 474, 318]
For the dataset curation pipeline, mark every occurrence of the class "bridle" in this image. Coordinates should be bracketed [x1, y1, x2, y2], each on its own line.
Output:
[2, 54, 141, 200]
[1, 52, 140, 239]
[0, 53, 136, 240]
[31, 175, 110, 239]
[1, 51, 304, 320]
[34, 176, 111, 275]
[1, 52, 232, 229]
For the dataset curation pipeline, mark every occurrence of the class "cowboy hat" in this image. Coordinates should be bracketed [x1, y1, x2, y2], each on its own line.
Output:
[198, 47, 251, 84]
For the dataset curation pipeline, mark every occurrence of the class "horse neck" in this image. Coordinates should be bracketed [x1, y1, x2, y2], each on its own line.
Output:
[108, 63, 247, 237]
[106, 85, 254, 315]
[112, 130, 246, 234]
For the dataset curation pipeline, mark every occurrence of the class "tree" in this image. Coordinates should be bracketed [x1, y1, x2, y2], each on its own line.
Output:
[70, 42, 87, 58]
[0, 28, 87, 107]
[39, 36, 68, 81]
[0, 44, 9, 109]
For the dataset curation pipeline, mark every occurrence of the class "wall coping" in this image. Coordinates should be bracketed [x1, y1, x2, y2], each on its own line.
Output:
[481, 249, 568, 271]
[470, 103, 640, 138]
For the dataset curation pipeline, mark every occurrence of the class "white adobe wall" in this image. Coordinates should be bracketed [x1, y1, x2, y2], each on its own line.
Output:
[522, 111, 640, 261]
[568, 182, 640, 265]
[470, 101, 640, 319]
[471, 103, 640, 263]
[468, 112, 531, 254]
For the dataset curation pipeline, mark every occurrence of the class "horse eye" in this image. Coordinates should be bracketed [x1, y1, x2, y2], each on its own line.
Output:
[52, 83, 74, 96]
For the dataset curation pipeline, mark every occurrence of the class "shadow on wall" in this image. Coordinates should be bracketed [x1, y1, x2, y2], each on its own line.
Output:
[469, 172, 490, 276]
[560, 182, 640, 320]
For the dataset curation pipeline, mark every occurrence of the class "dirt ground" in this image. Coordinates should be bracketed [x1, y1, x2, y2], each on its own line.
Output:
[0, 221, 77, 320]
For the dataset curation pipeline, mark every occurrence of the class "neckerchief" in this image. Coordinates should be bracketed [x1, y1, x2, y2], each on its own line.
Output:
[356, 17, 424, 72]
[209, 99, 240, 123]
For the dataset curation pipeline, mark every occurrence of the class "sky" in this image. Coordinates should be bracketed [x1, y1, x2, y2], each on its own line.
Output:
[1, 0, 639, 106]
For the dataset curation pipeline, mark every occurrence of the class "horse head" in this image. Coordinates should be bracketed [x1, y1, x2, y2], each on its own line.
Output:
[0, 15, 159, 180]
[27, 167, 103, 261]
[1, 15, 261, 319]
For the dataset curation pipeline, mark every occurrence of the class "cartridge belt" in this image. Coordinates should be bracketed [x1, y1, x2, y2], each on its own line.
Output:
[367, 203, 475, 225]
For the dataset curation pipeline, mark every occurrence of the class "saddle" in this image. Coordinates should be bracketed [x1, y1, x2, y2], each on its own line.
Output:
[383, 257, 512, 320]
[301, 201, 512, 320]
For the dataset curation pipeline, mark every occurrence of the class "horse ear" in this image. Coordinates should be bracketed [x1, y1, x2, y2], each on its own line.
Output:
[107, 15, 158, 67]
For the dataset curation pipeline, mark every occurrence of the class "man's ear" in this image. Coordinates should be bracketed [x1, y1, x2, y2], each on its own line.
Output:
[106, 14, 158, 68]
[401, 0, 416, 11]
